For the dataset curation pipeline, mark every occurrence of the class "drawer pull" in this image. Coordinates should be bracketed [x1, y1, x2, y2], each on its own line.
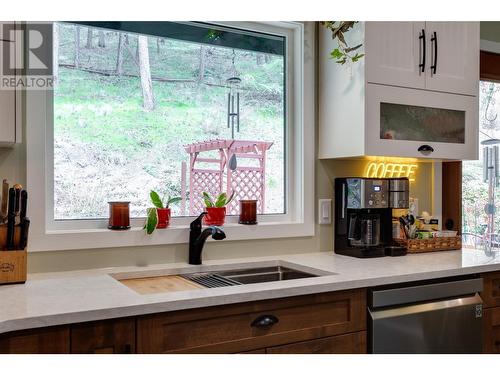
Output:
[251, 314, 279, 328]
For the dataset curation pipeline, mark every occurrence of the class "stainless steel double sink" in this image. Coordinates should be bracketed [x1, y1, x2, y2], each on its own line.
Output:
[182, 265, 318, 288]
[112, 261, 333, 294]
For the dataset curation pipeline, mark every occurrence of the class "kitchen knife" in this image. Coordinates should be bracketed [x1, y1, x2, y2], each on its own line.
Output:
[13, 184, 22, 224]
[18, 218, 30, 250]
[1, 179, 8, 223]
[20, 190, 27, 221]
[6, 187, 16, 250]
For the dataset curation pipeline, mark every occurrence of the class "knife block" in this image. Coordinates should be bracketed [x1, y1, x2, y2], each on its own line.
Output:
[0, 224, 27, 285]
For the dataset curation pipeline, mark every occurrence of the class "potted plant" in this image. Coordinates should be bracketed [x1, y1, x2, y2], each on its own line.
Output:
[202, 191, 235, 226]
[144, 191, 181, 234]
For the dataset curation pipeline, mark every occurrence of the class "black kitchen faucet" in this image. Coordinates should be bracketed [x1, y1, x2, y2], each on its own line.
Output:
[188, 212, 226, 265]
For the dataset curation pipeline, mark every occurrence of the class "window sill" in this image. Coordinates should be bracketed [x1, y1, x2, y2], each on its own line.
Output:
[29, 220, 315, 252]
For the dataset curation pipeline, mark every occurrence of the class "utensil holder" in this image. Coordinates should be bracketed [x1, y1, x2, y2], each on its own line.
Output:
[0, 224, 27, 285]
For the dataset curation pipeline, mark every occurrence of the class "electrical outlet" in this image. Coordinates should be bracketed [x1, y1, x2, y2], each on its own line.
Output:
[318, 199, 332, 225]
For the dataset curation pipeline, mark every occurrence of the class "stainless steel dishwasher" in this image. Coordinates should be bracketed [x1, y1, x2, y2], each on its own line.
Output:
[368, 276, 484, 353]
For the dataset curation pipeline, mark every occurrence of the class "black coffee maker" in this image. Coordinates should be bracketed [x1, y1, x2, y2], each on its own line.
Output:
[334, 178, 408, 258]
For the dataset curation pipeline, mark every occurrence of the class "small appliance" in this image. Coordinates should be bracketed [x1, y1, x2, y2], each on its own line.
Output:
[334, 177, 409, 258]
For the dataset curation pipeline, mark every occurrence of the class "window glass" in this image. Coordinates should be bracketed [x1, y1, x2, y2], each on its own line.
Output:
[53, 22, 286, 219]
[462, 81, 500, 236]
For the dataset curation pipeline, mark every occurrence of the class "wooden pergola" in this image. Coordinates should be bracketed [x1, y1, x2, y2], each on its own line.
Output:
[180, 139, 273, 216]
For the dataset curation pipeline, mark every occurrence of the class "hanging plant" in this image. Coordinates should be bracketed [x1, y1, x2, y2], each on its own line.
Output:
[320, 21, 364, 65]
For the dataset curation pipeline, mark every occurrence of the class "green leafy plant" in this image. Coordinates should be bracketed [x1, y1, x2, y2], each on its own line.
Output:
[144, 190, 182, 234]
[320, 21, 364, 65]
[202, 191, 235, 208]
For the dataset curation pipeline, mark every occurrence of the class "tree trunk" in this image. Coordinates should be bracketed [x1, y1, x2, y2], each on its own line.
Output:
[98, 30, 106, 48]
[198, 45, 206, 83]
[156, 38, 161, 54]
[53, 23, 59, 86]
[264, 54, 270, 63]
[116, 33, 124, 75]
[74, 26, 80, 68]
[137, 35, 155, 111]
[86, 28, 93, 49]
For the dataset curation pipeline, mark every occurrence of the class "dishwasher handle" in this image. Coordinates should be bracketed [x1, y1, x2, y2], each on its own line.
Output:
[371, 278, 483, 309]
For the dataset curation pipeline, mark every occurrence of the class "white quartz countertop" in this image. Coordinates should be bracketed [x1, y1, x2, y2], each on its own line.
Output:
[2, 249, 500, 334]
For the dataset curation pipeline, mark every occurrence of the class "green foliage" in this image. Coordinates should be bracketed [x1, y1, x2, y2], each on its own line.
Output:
[203, 191, 235, 208]
[144, 207, 158, 234]
[166, 196, 182, 208]
[320, 21, 364, 65]
[150, 190, 163, 208]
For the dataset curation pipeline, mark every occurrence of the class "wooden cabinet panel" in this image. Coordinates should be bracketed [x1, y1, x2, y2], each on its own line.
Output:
[0, 326, 70, 354]
[365, 22, 425, 89]
[481, 272, 500, 308]
[483, 307, 500, 353]
[266, 331, 367, 354]
[137, 289, 366, 354]
[71, 318, 135, 354]
[424, 22, 479, 96]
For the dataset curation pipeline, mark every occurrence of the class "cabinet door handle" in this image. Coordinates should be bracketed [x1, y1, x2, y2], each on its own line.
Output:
[418, 144, 434, 155]
[251, 314, 279, 328]
[430, 31, 438, 75]
[418, 29, 426, 73]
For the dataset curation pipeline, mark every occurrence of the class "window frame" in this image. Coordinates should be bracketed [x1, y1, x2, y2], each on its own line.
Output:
[26, 21, 315, 252]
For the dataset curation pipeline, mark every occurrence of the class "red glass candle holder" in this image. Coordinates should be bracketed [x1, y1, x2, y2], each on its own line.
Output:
[108, 201, 131, 230]
[239, 200, 257, 225]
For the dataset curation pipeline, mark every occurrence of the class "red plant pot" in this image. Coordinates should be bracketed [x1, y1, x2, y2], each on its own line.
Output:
[204, 207, 226, 226]
[156, 208, 171, 229]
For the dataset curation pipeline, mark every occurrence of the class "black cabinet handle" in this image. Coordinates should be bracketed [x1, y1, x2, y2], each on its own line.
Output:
[430, 31, 437, 74]
[251, 314, 279, 328]
[419, 29, 426, 73]
[418, 145, 434, 155]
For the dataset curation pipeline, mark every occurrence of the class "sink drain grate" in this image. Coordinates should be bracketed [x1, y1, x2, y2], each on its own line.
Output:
[183, 273, 242, 288]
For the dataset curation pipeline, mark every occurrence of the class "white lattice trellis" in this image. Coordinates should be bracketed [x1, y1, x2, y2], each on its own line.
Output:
[181, 139, 273, 216]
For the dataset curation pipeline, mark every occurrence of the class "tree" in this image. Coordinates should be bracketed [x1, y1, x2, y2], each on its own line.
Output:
[53, 23, 59, 86]
[86, 28, 93, 49]
[98, 30, 106, 48]
[198, 45, 206, 83]
[137, 35, 155, 111]
[74, 25, 80, 68]
[116, 33, 124, 75]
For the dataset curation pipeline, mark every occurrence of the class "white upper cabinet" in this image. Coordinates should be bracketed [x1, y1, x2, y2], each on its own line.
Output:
[365, 22, 478, 96]
[318, 21, 480, 161]
[365, 22, 426, 89]
[424, 22, 479, 96]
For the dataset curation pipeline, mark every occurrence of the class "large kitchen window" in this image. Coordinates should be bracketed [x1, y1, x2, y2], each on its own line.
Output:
[53, 22, 285, 220]
[26, 21, 314, 251]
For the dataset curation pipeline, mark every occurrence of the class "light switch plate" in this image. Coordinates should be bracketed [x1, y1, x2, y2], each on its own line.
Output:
[318, 199, 332, 225]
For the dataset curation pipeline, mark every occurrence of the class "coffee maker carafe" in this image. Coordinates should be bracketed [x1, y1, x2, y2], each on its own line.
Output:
[335, 178, 407, 258]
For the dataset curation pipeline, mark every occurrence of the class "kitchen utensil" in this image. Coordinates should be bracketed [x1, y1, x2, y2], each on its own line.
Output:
[6, 187, 15, 250]
[19, 190, 27, 221]
[13, 184, 22, 224]
[399, 216, 409, 239]
[1, 179, 8, 223]
[18, 218, 30, 250]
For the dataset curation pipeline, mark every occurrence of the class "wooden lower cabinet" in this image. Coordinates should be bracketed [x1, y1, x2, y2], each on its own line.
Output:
[0, 326, 70, 354]
[71, 318, 135, 354]
[266, 331, 366, 354]
[482, 271, 500, 308]
[483, 307, 500, 353]
[137, 289, 366, 353]
[0, 289, 367, 354]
